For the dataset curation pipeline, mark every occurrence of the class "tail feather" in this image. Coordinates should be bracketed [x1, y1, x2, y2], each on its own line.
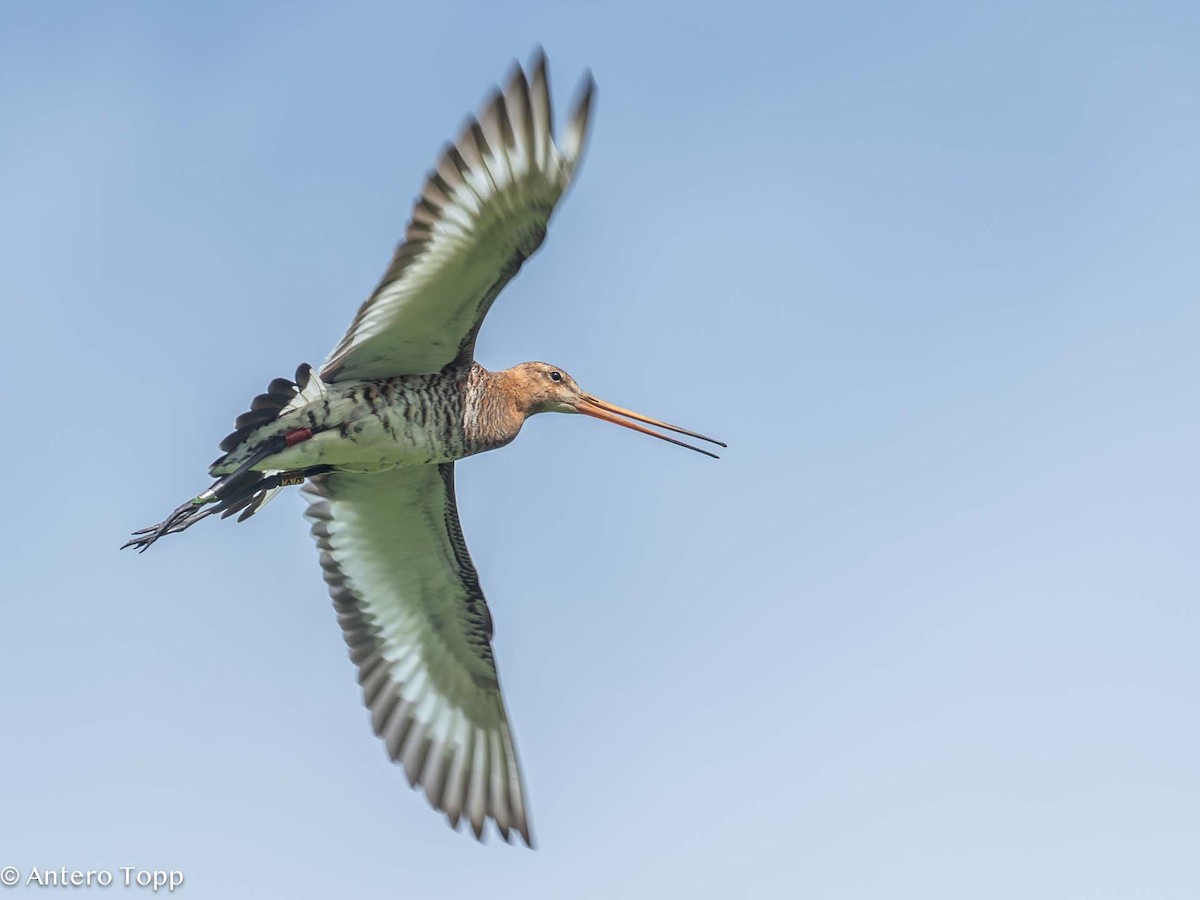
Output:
[218, 366, 310, 454]
[213, 363, 325, 464]
[124, 362, 328, 552]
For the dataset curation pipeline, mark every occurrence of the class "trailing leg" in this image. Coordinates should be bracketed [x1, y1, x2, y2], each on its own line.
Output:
[122, 464, 333, 552]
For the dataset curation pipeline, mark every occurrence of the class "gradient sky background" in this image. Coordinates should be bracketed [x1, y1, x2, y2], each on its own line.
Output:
[2, 2, 1198, 898]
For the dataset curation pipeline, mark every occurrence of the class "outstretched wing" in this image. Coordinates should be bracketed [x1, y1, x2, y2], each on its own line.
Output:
[302, 465, 532, 845]
[321, 50, 595, 383]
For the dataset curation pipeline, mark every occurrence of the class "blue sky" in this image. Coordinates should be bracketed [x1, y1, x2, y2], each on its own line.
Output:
[2, 1, 1198, 897]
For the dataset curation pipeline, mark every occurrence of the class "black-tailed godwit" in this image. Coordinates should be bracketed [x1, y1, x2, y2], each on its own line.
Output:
[125, 50, 723, 846]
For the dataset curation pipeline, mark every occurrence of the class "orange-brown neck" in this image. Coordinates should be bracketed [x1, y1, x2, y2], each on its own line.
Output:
[464, 365, 536, 450]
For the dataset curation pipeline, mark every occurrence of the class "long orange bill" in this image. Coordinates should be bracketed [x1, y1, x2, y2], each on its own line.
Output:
[574, 394, 726, 459]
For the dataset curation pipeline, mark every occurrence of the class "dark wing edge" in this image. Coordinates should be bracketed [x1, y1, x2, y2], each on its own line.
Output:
[320, 49, 597, 382]
[303, 465, 533, 846]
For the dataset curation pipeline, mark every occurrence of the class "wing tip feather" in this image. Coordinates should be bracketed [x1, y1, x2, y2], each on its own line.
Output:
[562, 70, 596, 167]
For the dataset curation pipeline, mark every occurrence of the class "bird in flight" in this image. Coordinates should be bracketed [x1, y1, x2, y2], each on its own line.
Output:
[125, 50, 724, 846]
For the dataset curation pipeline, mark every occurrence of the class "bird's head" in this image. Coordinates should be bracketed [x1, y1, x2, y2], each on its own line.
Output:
[506, 361, 726, 458]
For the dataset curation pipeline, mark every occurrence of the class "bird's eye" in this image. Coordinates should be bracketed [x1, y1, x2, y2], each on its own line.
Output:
[549, 371, 563, 382]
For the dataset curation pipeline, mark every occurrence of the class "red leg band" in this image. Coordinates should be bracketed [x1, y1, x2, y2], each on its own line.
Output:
[284, 428, 313, 447]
